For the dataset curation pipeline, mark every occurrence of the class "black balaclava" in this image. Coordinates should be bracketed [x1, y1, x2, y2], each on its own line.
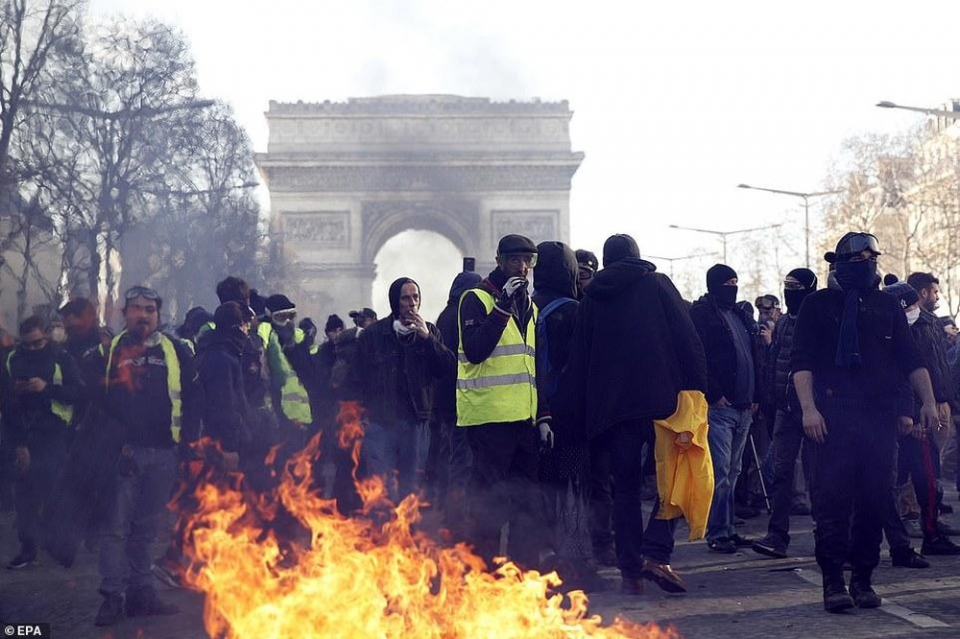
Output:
[389, 277, 418, 318]
[784, 268, 818, 316]
[213, 301, 248, 351]
[707, 264, 738, 309]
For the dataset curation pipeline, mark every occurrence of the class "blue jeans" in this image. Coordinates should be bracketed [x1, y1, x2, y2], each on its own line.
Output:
[99, 446, 177, 594]
[706, 405, 753, 542]
[361, 419, 430, 503]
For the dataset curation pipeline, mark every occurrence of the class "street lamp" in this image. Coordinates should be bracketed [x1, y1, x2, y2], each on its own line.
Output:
[876, 101, 960, 119]
[668, 223, 781, 264]
[737, 184, 843, 269]
[645, 253, 708, 279]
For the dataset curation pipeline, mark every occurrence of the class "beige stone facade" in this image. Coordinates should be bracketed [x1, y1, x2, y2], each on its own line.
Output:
[256, 95, 583, 318]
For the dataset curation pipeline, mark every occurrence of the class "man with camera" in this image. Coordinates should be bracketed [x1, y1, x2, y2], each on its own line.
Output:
[457, 234, 544, 568]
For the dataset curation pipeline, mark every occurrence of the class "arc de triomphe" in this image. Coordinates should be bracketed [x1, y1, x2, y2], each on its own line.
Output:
[256, 95, 584, 318]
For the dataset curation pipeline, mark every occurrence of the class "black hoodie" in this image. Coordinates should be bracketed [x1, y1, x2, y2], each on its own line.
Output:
[196, 329, 255, 453]
[560, 258, 708, 441]
[434, 271, 483, 422]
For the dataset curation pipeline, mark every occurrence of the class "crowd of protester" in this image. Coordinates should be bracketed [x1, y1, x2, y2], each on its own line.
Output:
[2, 230, 959, 624]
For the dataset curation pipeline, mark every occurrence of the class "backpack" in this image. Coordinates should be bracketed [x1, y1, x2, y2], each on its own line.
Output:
[536, 297, 578, 401]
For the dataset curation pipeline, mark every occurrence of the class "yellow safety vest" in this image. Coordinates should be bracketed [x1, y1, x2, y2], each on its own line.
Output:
[456, 289, 538, 427]
[104, 331, 183, 443]
[258, 322, 312, 424]
[5, 351, 73, 425]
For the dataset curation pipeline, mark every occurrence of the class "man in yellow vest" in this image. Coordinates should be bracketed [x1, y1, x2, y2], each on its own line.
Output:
[457, 234, 544, 568]
[0, 315, 81, 570]
[88, 285, 202, 626]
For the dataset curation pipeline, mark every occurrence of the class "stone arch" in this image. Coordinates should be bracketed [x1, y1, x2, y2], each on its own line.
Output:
[361, 201, 480, 264]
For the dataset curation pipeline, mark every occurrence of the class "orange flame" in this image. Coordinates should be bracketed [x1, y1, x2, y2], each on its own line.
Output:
[181, 401, 678, 638]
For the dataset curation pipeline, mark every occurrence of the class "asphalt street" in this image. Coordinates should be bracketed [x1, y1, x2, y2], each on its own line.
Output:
[1, 491, 959, 638]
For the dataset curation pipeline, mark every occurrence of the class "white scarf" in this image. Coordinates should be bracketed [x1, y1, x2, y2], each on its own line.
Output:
[393, 318, 416, 336]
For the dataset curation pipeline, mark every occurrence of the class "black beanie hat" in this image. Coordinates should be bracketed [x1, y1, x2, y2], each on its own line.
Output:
[706, 264, 738, 292]
[786, 267, 818, 290]
[575, 249, 599, 272]
[883, 281, 920, 309]
[324, 314, 344, 333]
[264, 294, 296, 316]
[388, 277, 419, 317]
[602, 234, 641, 267]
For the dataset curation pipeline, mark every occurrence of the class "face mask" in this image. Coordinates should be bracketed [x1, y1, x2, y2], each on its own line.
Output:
[712, 285, 738, 309]
[906, 307, 921, 326]
[834, 260, 877, 291]
[784, 289, 812, 316]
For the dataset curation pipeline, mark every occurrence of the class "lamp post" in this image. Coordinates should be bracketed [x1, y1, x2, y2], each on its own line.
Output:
[667, 223, 781, 264]
[645, 253, 706, 280]
[876, 101, 960, 119]
[736, 184, 843, 269]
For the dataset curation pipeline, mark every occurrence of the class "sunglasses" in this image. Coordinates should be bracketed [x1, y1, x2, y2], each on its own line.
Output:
[502, 253, 538, 268]
[837, 233, 881, 258]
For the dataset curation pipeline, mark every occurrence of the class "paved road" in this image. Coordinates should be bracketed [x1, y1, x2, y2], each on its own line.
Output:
[2, 494, 959, 638]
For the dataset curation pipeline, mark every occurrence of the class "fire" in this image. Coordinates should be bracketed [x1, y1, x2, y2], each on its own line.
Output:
[181, 402, 678, 639]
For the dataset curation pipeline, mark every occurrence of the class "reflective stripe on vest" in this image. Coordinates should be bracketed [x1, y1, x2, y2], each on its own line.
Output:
[5, 351, 73, 425]
[456, 289, 537, 427]
[105, 331, 183, 443]
[258, 322, 312, 424]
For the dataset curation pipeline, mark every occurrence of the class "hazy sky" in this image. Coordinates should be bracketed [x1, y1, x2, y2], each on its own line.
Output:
[88, 0, 960, 311]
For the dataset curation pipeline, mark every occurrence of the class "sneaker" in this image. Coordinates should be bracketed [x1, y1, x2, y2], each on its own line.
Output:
[124, 586, 180, 617]
[641, 559, 686, 593]
[621, 577, 644, 595]
[921, 536, 960, 556]
[902, 516, 923, 539]
[94, 592, 124, 627]
[6, 547, 37, 570]
[729, 533, 756, 548]
[890, 547, 930, 568]
[790, 503, 811, 516]
[708, 538, 737, 554]
[752, 534, 788, 559]
[152, 561, 183, 589]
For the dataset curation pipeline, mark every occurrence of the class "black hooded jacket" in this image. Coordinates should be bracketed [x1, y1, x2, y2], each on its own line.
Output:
[532, 242, 580, 426]
[196, 330, 255, 453]
[435, 271, 483, 422]
[345, 279, 457, 424]
[561, 258, 708, 441]
[0, 344, 81, 445]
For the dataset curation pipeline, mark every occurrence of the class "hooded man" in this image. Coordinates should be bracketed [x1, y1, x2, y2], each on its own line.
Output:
[1, 316, 81, 570]
[565, 233, 707, 594]
[575, 248, 599, 297]
[753, 268, 819, 559]
[433, 269, 483, 529]
[346, 277, 455, 502]
[792, 232, 938, 612]
[690, 263, 759, 554]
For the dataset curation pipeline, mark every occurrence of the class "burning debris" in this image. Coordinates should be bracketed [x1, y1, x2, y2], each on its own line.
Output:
[180, 402, 676, 638]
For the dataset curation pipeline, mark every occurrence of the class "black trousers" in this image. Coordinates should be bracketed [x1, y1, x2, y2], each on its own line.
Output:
[466, 421, 542, 568]
[806, 398, 897, 576]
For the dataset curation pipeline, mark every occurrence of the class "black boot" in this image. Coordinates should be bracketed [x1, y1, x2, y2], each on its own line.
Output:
[94, 592, 124, 626]
[822, 572, 854, 613]
[849, 570, 881, 608]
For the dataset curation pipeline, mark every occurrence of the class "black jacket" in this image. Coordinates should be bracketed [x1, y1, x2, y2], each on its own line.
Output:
[435, 271, 483, 422]
[0, 344, 81, 445]
[912, 309, 954, 406]
[196, 331, 255, 453]
[86, 331, 203, 449]
[765, 313, 800, 413]
[690, 294, 759, 406]
[346, 316, 456, 424]
[532, 241, 580, 422]
[562, 258, 708, 441]
[792, 288, 924, 402]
